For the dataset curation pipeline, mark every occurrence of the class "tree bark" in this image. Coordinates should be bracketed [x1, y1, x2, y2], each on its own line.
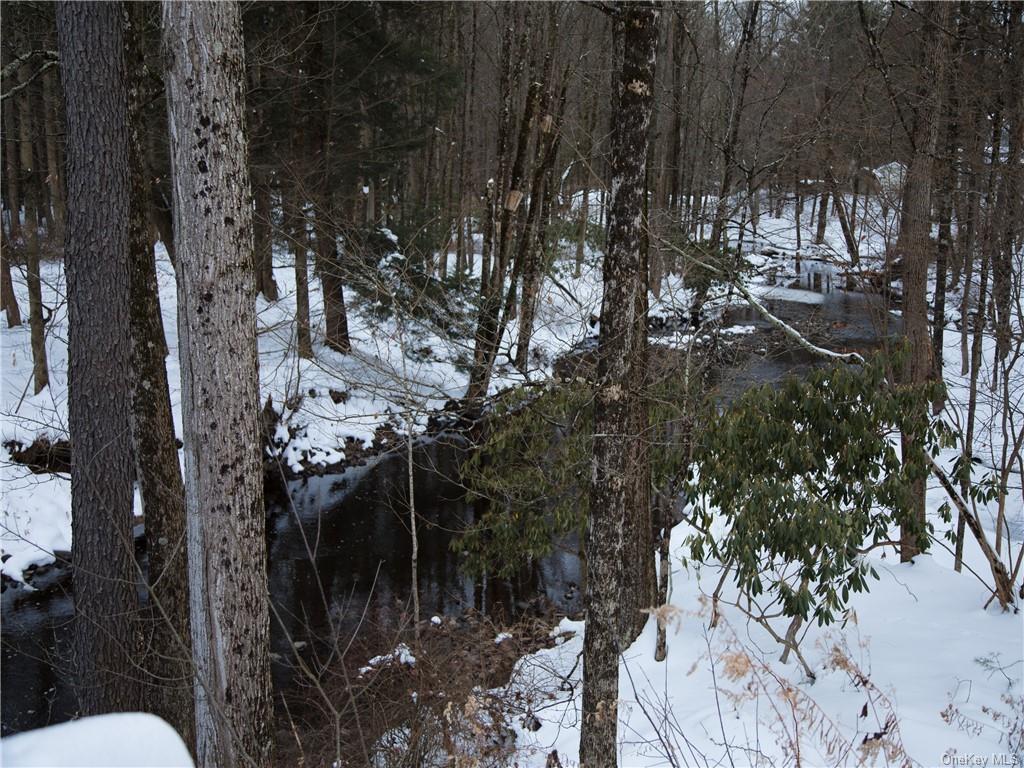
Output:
[708, 1, 759, 252]
[581, 5, 659, 767]
[0, 250, 20, 326]
[316, 195, 350, 354]
[124, 3, 194, 749]
[288, 191, 314, 359]
[814, 190, 828, 245]
[2, 80, 22, 242]
[55, 0, 141, 716]
[162, 2, 275, 765]
[895, 3, 943, 563]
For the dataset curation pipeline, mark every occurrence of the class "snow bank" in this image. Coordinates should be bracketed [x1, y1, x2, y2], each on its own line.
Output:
[0, 713, 194, 767]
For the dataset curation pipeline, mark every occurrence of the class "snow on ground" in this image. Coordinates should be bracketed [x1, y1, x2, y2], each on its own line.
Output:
[1, 190, 1021, 765]
[0, 219, 689, 581]
[499, 246, 1024, 765]
[0, 713, 194, 767]
[504, 402, 1023, 765]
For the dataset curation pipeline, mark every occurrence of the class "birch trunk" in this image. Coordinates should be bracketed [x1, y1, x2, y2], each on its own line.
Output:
[162, 2, 274, 764]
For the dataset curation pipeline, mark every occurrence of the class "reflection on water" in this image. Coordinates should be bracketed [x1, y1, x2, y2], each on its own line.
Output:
[2, 438, 582, 736]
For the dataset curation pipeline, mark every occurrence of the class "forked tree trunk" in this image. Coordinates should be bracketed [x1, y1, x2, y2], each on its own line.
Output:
[580, 5, 659, 767]
[162, 2, 274, 765]
[55, 0, 141, 715]
[124, 3, 194, 749]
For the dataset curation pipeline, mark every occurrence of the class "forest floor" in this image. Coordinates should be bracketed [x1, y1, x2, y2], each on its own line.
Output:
[499, 328, 1024, 766]
[1, 197, 1022, 765]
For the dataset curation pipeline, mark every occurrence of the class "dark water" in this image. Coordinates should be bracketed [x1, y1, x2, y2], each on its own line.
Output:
[1, 438, 582, 736]
[2, 258, 896, 737]
[715, 259, 901, 401]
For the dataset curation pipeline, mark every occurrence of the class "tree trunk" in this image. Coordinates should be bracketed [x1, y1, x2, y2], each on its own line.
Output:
[55, 0, 141, 716]
[316, 196, 350, 354]
[42, 69, 67, 242]
[124, 3, 194, 749]
[465, 13, 535, 401]
[1, 251, 20, 326]
[3, 49, 22, 243]
[253, 173, 278, 301]
[895, 5, 944, 563]
[515, 63, 566, 370]
[19, 62, 49, 394]
[708, 1, 759, 252]
[814, 190, 829, 245]
[162, 2, 275, 765]
[580, 5, 659, 767]
[287, 190, 314, 359]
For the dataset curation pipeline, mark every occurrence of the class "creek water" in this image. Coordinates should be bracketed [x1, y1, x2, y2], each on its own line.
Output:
[1, 438, 582, 736]
[1, 255, 897, 737]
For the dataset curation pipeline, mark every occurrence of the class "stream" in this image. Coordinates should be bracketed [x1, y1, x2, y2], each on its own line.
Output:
[1, 256, 899, 737]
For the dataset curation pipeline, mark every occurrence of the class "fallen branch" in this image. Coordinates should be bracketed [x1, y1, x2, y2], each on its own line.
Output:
[926, 453, 1016, 610]
[731, 280, 865, 365]
[653, 233, 866, 366]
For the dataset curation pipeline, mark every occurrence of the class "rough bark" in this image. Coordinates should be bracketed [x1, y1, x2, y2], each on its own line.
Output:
[55, 0, 141, 715]
[895, 4, 943, 563]
[124, 3, 194, 749]
[162, 2, 274, 765]
[580, 5, 659, 767]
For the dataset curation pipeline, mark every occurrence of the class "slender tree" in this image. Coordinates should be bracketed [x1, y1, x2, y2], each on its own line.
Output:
[162, 2, 274, 765]
[580, 4, 659, 766]
[124, 2, 194, 749]
[18, 59, 48, 393]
